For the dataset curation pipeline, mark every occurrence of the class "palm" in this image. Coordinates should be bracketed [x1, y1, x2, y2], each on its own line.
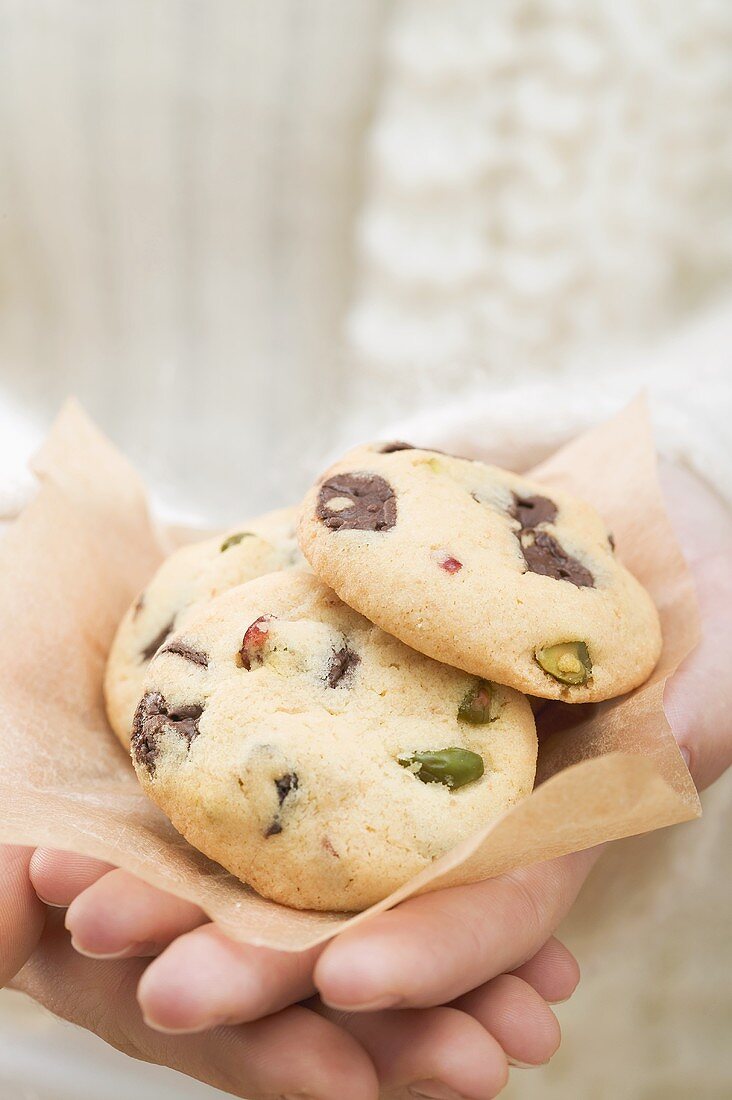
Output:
[3, 463, 730, 1099]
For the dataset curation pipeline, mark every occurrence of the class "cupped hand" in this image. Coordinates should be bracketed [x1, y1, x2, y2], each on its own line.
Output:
[4, 846, 379, 1100]
[28, 849, 577, 1097]
[18, 462, 732, 1098]
[313, 462, 732, 1015]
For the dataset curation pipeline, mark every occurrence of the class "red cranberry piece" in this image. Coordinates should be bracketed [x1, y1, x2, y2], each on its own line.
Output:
[432, 550, 463, 574]
[239, 614, 274, 670]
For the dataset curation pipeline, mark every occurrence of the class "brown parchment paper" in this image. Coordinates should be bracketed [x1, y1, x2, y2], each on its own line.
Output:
[0, 398, 701, 950]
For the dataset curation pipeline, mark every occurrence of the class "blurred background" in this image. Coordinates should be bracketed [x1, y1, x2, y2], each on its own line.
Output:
[0, 1, 731, 1097]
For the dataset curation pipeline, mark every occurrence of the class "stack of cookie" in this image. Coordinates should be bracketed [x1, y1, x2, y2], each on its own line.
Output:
[105, 443, 661, 911]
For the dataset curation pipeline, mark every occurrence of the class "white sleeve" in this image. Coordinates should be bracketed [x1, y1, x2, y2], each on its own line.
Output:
[0, 395, 41, 522]
[383, 298, 732, 505]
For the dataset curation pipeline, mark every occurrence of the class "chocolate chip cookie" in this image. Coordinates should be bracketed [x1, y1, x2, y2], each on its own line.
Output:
[104, 507, 303, 745]
[298, 443, 662, 702]
[131, 570, 537, 911]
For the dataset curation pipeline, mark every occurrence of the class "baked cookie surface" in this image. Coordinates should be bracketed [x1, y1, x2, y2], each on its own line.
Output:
[297, 443, 662, 702]
[131, 570, 537, 911]
[105, 507, 302, 744]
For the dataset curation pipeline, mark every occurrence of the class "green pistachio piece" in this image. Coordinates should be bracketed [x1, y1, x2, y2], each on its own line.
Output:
[535, 641, 592, 685]
[220, 531, 254, 553]
[457, 679, 495, 724]
[398, 748, 485, 789]
[415, 455, 443, 473]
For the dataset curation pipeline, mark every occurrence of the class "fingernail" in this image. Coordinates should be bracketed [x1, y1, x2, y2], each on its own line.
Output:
[70, 936, 135, 960]
[679, 744, 691, 769]
[35, 895, 67, 909]
[508, 1058, 548, 1069]
[321, 993, 402, 1012]
[70, 937, 156, 960]
[141, 1013, 231, 1035]
[547, 995, 571, 1005]
[409, 1082, 468, 1100]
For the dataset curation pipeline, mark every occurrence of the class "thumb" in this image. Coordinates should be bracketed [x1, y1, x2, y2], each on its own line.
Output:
[0, 846, 46, 986]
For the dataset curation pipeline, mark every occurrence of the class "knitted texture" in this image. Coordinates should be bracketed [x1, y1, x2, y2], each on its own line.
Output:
[346, 0, 732, 426]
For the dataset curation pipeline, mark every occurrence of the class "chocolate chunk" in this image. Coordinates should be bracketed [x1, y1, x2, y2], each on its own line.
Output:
[141, 617, 176, 662]
[327, 646, 360, 687]
[158, 640, 209, 667]
[511, 493, 558, 531]
[379, 441, 414, 453]
[274, 772, 298, 804]
[131, 691, 204, 775]
[521, 531, 594, 587]
[265, 773, 299, 837]
[317, 473, 397, 532]
[165, 704, 204, 744]
[131, 691, 165, 773]
[608, 532, 616, 552]
[379, 440, 470, 461]
[511, 493, 592, 586]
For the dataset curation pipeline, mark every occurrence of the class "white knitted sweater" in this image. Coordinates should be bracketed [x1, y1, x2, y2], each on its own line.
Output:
[0, 0, 730, 518]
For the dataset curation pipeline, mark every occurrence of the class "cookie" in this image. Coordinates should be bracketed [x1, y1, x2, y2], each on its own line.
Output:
[130, 570, 537, 911]
[105, 507, 303, 745]
[297, 443, 662, 702]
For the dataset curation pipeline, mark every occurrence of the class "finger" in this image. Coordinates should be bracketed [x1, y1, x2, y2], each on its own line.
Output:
[324, 1003, 508, 1100]
[659, 462, 732, 790]
[15, 913, 379, 1100]
[137, 922, 320, 1031]
[454, 975, 560, 1069]
[664, 551, 732, 790]
[65, 869, 207, 958]
[29, 848, 115, 907]
[510, 936, 580, 1004]
[0, 846, 46, 985]
[322, 968, 564, 1094]
[315, 847, 599, 1010]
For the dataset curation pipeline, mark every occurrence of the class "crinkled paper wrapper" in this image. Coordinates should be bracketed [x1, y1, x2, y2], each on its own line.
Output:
[0, 399, 701, 949]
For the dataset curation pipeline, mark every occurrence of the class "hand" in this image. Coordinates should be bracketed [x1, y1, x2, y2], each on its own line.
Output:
[20, 462, 732, 1099]
[0, 847, 46, 985]
[4, 846, 381, 1100]
[26, 849, 576, 1099]
[311, 461, 732, 1017]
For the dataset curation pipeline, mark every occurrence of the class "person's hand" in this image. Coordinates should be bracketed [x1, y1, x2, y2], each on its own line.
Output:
[0, 847, 46, 986]
[309, 462, 732, 1018]
[19, 461, 732, 1099]
[3, 844, 384, 1099]
[24, 849, 577, 1100]
[309, 461, 732, 1018]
